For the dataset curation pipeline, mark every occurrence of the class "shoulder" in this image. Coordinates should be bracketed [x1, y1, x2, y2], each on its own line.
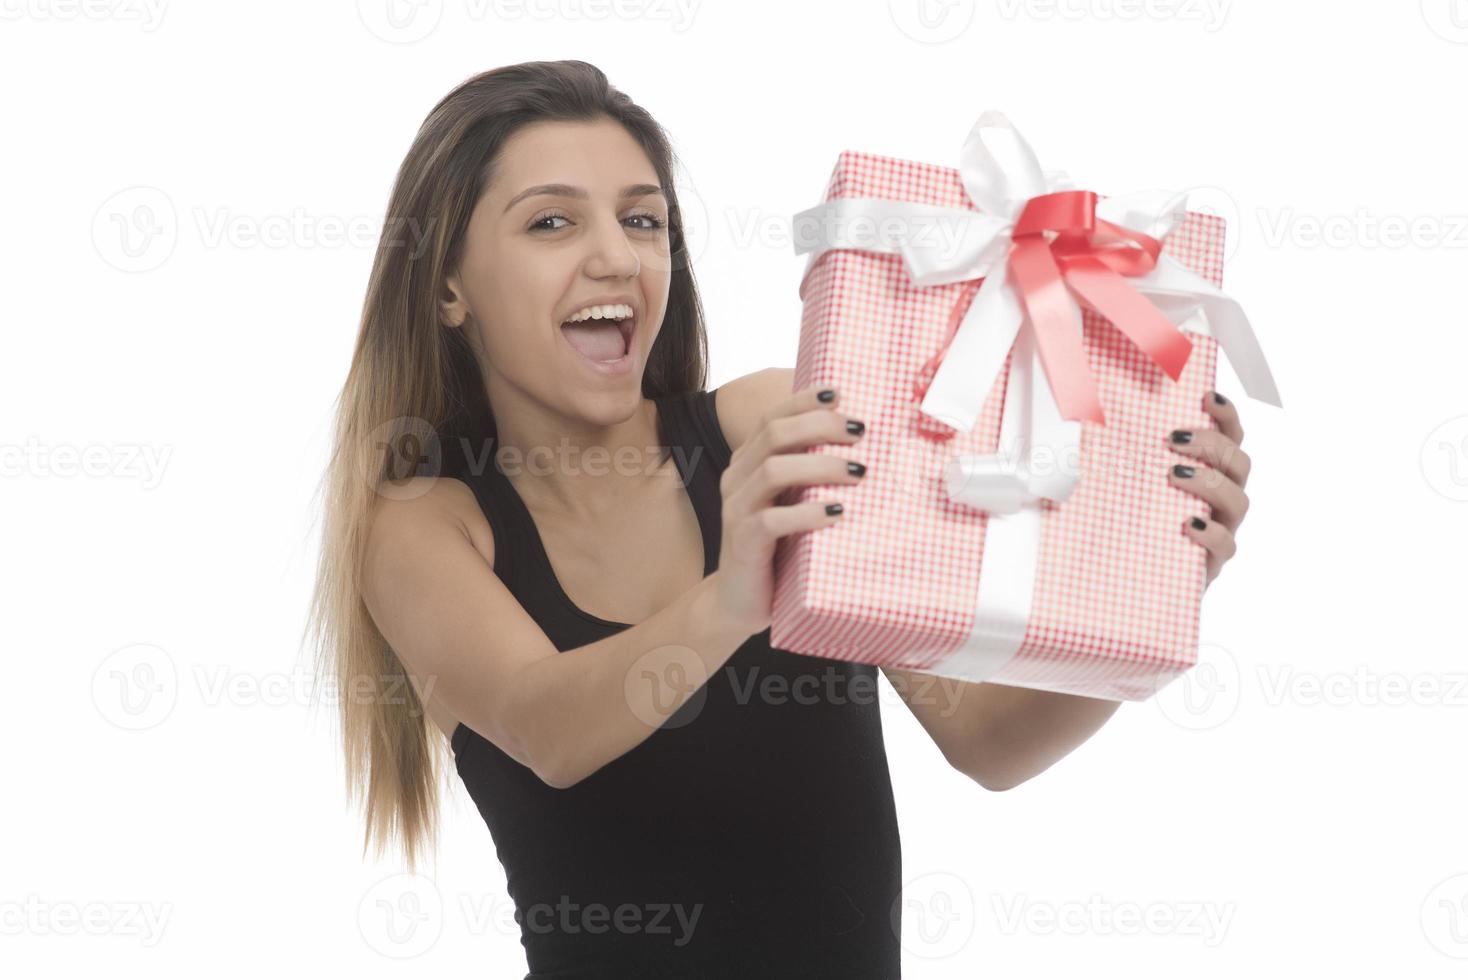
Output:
[364, 475, 494, 584]
[711, 366, 796, 453]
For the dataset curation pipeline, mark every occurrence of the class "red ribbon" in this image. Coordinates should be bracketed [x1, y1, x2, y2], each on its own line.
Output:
[913, 189, 1194, 428]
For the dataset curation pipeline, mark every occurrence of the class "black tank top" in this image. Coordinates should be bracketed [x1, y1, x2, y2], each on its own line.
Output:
[443, 389, 903, 979]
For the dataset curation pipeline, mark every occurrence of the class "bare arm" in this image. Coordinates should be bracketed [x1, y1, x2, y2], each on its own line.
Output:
[362, 477, 752, 789]
[881, 668, 1121, 791]
[880, 388, 1255, 790]
[716, 367, 1125, 792]
[362, 370, 903, 791]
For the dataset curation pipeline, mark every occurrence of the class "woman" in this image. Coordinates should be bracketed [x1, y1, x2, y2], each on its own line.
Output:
[308, 61, 1253, 978]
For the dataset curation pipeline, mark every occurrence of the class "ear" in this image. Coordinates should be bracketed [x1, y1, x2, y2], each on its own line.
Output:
[439, 269, 470, 329]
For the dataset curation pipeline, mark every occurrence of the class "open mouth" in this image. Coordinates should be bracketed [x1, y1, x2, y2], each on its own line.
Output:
[559, 310, 635, 364]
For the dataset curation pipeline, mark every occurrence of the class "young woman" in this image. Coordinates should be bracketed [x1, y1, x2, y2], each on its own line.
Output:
[308, 60, 1254, 978]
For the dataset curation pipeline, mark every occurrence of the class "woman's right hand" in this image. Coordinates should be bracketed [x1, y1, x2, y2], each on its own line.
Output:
[711, 385, 867, 636]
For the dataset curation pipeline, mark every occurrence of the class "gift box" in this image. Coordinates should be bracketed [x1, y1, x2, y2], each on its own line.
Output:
[769, 111, 1280, 701]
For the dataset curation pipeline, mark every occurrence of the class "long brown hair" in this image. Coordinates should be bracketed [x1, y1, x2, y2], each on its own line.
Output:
[305, 61, 709, 870]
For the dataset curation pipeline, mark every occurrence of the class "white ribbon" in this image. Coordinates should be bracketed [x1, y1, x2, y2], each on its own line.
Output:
[793, 110, 1282, 515]
[790, 111, 1283, 686]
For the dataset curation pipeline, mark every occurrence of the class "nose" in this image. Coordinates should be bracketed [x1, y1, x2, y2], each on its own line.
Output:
[582, 213, 640, 279]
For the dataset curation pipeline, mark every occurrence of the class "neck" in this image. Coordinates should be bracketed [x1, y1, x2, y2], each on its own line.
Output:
[479, 380, 672, 518]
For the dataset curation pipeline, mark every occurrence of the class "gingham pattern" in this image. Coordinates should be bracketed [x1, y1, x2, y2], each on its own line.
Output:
[769, 150, 1224, 701]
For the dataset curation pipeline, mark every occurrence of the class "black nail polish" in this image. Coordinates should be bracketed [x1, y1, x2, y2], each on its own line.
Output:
[1190, 516, 1207, 530]
[1212, 392, 1228, 405]
[847, 461, 866, 477]
[846, 420, 865, 436]
[1173, 464, 1195, 478]
[825, 502, 843, 516]
[817, 389, 836, 403]
[1170, 429, 1193, 444]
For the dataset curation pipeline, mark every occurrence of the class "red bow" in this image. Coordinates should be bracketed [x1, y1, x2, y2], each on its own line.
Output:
[913, 190, 1195, 427]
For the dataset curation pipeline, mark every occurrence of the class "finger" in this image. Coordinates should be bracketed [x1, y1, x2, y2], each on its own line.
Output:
[723, 452, 867, 518]
[1164, 427, 1252, 488]
[727, 399, 863, 487]
[1204, 390, 1244, 447]
[733, 499, 847, 549]
[762, 383, 847, 426]
[1182, 513, 1237, 563]
[1168, 462, 1249, 531]
[1183, 514, 1235, 585]
[757, 407, 865, 460]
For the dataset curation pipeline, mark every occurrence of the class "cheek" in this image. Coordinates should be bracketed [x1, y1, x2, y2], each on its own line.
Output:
[476, 301, 550, 370]
[645, 273, 673, 338]
[462, 247, 561, 348]
[637, 235, 675, 280]
[635, 245, 672, 299]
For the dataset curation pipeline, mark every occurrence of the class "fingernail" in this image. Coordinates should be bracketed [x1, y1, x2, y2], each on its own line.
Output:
[1212, 392, 1228, 405]
[1190, 516, 1207, 530]
[846, 419, 865, 436]
[825, 502, 844, 516]
[1170, 429, 1193, 444]
[847, 461, 866, 478]
[817, 389, 836, 403]
[1173, 464, 1195, 478]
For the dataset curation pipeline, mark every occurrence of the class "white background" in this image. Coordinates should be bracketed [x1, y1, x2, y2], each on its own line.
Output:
[4, 0, 1467, 976]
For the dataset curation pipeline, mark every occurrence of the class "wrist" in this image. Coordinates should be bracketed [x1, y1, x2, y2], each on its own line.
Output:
[696, 570, 763, 643]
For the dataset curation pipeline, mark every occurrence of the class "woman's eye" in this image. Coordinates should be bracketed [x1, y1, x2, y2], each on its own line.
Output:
[625, 213, 666, 231]
[528, 213, 666, 233]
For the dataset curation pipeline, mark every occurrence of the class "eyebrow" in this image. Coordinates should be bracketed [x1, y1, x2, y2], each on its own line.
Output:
[503, 182, 666, 213]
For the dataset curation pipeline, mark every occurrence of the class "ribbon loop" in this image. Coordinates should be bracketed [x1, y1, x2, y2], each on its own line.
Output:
[1013, 189, 1097, 240]
[791, 111, 1282, 514]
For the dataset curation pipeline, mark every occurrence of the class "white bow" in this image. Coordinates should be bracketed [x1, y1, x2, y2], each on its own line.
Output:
[792, 110, 1282, 513]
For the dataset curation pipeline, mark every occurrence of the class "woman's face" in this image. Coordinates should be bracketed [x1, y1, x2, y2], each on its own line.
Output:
[442, 117, 673, 420]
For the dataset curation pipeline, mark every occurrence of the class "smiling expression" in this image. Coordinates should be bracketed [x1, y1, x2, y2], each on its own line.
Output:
[441, 117, 673, 413]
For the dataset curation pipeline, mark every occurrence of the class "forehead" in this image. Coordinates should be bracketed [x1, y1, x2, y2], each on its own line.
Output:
[490, 118, 660, 199]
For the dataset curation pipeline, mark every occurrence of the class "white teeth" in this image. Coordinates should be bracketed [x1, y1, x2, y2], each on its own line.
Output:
[563, 303, 634, 323]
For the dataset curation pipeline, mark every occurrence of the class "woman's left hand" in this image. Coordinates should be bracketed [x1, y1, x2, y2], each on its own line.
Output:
[1167, 391, 1250, 588]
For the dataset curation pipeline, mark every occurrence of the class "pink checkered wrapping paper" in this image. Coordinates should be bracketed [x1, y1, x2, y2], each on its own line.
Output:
[768, 150, 1225, 702]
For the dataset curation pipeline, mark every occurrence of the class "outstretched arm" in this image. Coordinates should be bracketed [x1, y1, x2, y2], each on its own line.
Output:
[886, 389, 1252, 790]
[881, 669, 1123, 791]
